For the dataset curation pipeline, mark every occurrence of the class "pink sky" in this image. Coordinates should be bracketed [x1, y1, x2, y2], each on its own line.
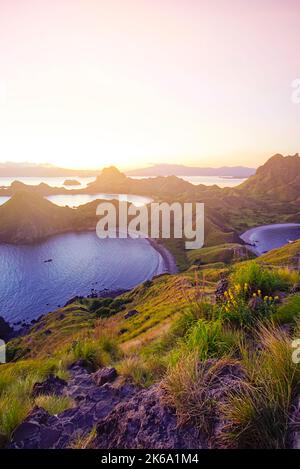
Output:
[0, 0, 299, 169]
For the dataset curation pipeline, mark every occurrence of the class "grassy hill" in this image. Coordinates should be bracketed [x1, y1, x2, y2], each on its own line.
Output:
[258, 239, 300, 267]
[4, 155, 300, 248]
[2, 154, 300, 448]
[2, 257, 300, 448]
[0, 192, 78, 244]
[187, 243, 254, 266]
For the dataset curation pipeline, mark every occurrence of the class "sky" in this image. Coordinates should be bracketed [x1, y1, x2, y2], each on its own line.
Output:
[0, 0, 299, 170]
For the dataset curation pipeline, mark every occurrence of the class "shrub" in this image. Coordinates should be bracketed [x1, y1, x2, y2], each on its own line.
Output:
[218, 284, 278, 326]
[184, 319, 241, 360]
[273, 294, 300, 325]
[143, 280, 152, 288]
[230, 262, 289, 295]
[94, 306, 113, 318]
[92, 296, 131, 317]
[89, 298, 113, 312]
[165, 318, 242, 369]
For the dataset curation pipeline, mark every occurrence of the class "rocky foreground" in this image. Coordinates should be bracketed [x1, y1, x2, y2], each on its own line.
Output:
[8, 358, 259, 449]
[9, 359, 300, 450]
[9, 363, 202, 449]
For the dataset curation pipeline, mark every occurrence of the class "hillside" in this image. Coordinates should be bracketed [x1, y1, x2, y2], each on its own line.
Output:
[239, 154, 300, 202]
[2, 155, 300, 250]
[87, 166, 196, 197]
[3, 258, 300, 449]
[0, 192, 78, 244]
[258, 238, 300, 266]
[2, 154, 300, 448]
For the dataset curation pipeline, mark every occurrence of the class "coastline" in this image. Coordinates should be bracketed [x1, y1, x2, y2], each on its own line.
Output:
[2, 234, 177, 330]
[240, 223, 300, 256]
[147, 238, 178, 274]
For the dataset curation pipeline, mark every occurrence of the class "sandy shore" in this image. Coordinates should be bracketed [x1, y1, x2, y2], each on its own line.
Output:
[240, 223, 300, 255]
[147, 238, 178, 274]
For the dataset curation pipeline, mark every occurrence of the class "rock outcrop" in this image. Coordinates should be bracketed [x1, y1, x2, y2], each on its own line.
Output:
[215, 277, 229, 303]
[124, 309, 139, 319]
[91, 386, 202, 449]
[10, 365, 134, 449]
[9, 364, 202, 449]
[0, 316, 14, 341]
[92, 367, 117, 387]
[31, 375, 67, 398]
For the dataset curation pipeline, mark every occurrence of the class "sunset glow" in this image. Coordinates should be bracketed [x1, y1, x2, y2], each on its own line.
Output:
[0, 0, 299, 170]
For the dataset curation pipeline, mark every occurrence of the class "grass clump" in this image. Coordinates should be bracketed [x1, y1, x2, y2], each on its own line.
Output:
[162, 354, 240, 435]
[117, 355, 155, 387]
[273, 294, 300, 325]
[220, 324, 300, 448]
[230, 261, 293, 295]
[0, 358, 68, 439]
[168, 319, 241, 365]
[0, 395, 31, 440]
[68, 336, 121, 371]
[34, 395, 74, 415]
[70, 426, 97, 449]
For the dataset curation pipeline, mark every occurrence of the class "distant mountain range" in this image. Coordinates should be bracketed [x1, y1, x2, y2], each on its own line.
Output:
[126, 164, 256, 178]
[2, 153, 300, 245]
[0, 162, 255, 178]
[0, 162, 99, 177]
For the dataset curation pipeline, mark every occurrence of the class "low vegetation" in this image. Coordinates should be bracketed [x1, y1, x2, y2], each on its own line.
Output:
[230, 261, 299, 295]
[220, 324, 300, 448]
[1, 254, 300, 448]
[0, 359, 68, 440]
[34, 395, 74, 416]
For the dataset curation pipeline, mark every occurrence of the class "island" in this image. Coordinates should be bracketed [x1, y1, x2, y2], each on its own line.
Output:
[63, 179, 81, 186]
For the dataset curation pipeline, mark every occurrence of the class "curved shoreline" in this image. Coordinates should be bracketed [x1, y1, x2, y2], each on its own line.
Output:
[1, 233, 178, 327]
[147, 238, 178, 275]
[240, 223, 300, 255]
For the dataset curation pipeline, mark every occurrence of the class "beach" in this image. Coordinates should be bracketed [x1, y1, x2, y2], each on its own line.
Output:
[240, 223, 300, 255]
